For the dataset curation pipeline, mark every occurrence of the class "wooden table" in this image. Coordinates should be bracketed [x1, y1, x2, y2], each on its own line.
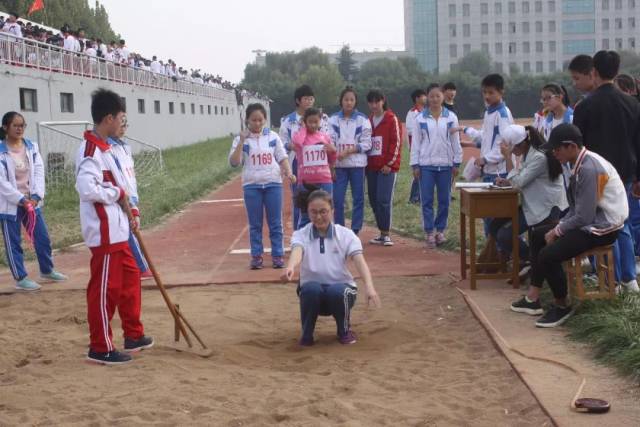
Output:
[459, 187, 520, 290]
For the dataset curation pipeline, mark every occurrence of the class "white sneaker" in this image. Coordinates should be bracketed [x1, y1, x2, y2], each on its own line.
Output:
[369, 235, 384, 245]
[617, 279, 640, 294]
[382, 235, 394, 246]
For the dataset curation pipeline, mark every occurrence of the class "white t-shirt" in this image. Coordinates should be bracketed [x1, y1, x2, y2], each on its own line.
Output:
[291, 223, 363, 287]
[85, 47, 97, 57]
[2, 22, 22, 38]
[150, 60, 162, 74]
[63, 35, 77, 52]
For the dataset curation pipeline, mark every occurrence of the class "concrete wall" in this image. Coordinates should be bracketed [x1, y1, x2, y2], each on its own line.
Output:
[0, 64, 270, 148]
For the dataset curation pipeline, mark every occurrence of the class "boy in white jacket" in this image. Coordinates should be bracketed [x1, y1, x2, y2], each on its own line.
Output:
[76, 89, 153, 366]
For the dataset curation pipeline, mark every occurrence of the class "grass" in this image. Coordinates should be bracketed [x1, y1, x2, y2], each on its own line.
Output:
[0, 136, 237, 266]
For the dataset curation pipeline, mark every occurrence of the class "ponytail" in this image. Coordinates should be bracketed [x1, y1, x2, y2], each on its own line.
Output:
[526, 125, 563, 181]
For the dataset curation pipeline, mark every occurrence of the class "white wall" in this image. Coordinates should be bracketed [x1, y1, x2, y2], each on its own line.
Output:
[0, 64, 270, 148]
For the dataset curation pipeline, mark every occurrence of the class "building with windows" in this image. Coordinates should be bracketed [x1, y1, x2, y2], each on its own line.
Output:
[404, 0, 640, 74]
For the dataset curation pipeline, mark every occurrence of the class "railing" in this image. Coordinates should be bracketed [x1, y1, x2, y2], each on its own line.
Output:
[0, 33, 236, 101]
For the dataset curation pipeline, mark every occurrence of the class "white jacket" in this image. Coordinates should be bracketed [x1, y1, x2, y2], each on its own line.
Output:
[0, 139, 45, 221]
[75, 131, 130, 252]
[108, 138, 140, 217]
[464, 102, 514, 175]
[410, 108, 462, 168]
[329, 110, 372, 168]
[229, 128, 288, 187]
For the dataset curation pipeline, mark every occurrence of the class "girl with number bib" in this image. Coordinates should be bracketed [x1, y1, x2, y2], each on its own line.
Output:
[229, 103, 295, 270]
[366, 90, 401, 247]
[292, 108, 336, 229]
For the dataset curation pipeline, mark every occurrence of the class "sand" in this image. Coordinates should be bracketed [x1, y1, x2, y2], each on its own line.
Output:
[0, 275, 551, 426]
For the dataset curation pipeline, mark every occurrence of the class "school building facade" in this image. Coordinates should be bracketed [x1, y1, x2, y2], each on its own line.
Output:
[404, 0, 640, 74]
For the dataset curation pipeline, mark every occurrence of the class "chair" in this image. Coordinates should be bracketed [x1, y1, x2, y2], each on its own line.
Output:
[565, 245, 616, 300]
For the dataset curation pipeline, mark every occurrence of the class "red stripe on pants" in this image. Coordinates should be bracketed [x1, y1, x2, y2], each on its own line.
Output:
[87, 246, 143, 353]
[94, 203, 110, 247]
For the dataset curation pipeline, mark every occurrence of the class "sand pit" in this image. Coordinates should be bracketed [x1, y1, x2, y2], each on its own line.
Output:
[0, 276, 551, 426]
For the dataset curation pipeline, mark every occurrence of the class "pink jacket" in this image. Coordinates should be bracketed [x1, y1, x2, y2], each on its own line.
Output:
[292, 127, 336, 184]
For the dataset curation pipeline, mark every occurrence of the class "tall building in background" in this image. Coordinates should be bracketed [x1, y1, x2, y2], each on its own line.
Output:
[405, 0, 640, 75]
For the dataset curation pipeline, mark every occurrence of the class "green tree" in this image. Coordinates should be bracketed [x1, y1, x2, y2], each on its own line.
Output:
[453, 51, 492, 76]
[297, 65, 345, 109]
[336, 44, 357, 82]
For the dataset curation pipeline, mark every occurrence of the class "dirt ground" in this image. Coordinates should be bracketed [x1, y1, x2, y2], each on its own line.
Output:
[0, 276, 551, 427]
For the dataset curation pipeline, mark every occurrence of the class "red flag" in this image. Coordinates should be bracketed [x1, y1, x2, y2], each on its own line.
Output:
[28, 0, 45, 16]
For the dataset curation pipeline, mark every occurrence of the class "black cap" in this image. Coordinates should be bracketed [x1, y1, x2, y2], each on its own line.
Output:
[541, 123, 583, 150]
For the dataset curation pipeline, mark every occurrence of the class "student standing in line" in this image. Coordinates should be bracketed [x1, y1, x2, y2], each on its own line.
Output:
[538, 84, 573, 140]
[280, 85, 328, 231]
[572, 51, 640, 294]
[411, 84, 462, 248]
[459, 74, 514, 234]
[442, 82, 458, 116]
[230, 103, 295, 270]
[292, 108, 336, 229]
[405, 89, 427, 204]
[0, 112, 68, 291]
[366, 90, 401, 247]
[329, 87, 372, 236]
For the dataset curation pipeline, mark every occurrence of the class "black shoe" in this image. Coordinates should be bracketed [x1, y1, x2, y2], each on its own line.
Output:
[535, 305, 574, 328]
[87, 349, 132, 365]
[124, 335, 154, 352]
[510, 296, 543, 315]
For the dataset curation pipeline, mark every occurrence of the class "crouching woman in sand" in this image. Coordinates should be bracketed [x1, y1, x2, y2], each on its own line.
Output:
[281, 189, 381, 346]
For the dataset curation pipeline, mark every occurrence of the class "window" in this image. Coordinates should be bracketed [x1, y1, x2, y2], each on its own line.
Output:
[549, 61, 557, 72]
[603, 0, 609, 9]
[137, 99, 145, 114]
[563, 20, 596, 34]
[60, 93, 74, 113]
[630, 38, 636, 49]
[481, 43, 490, 53]
[463, 23, 470, 37]
[508, 42, 517, 53]
[226, 107, 229, 115]
[481, 2, 489, 14]
[549, 21, 556, 32]
[191, 103, 195, 114]
[169, 102, 175, 115]
[616, 0, 623, 9]
[509, 22, 516, 33]
[564, 0, 595, 13]
[463, 3, 470, 16]
[496, 62, 504, 72]
[536, 41, 543, 52]
[180, 102, 186, 114]
[495, 2, 502, 14]
[200, 105, 204, 115]
[208, 105, 212, 115]
[535, 21, 543, 32]
[450, 44, 458, 58]
[629, 17, 636, 28]
[523, 61, 531, 72]
[631, 0, 636, 8]
[602, 38, 610, 49]
[523, 21, 530, 33]
[449, 3, 456, 17]
[535, 1, 542, 12]
[495, 42, 503, 54]
[508, 2, 516, 13]
[449, 24, 457, 37]
[616, 38, 623, 49]
[214, 105, 218, 115]
[548, 1, 555, 12]
[463, 44, 471, 55]
[154, 100, 160, 114]
[19, 88, 37, 112]
[563, 39, 596, 54]
[536, 61, 543, 73]
[602, 19, 610, 30]
[549, 41, 557, 52]
[523, 41, 531, 53]
[523, 2, 530, 13]
[615, 18, 622, 29]
[481, 23, 489, 34]
[495, 22, 503, 34]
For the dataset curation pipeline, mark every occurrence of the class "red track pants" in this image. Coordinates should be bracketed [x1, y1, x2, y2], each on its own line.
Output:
[87, 246, 144, 353]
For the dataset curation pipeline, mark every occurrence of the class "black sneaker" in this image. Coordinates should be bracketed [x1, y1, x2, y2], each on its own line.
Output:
[87, 349, 132, 365]
[124, 335, 154, 352]
[535, 305, 574, 328]
[510, 296, 543, 315]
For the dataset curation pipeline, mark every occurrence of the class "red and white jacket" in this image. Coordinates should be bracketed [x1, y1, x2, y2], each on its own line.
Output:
[367, 110, 401, 172]
[75, 131, 129, 253]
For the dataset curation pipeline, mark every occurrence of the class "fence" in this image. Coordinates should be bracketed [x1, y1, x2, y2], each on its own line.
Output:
[36, 121, 164, 189]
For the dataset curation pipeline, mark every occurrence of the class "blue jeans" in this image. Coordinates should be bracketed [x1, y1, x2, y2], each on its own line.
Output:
[418, 166, 453, 233]
[128, 232, 149, 273]
[297, 182, 333, 229]
[298, 282, 357, 343]
[488, 208, 530, 261]
[334, 167, 365, 234]
[243, 184, 284, 257]
[366, 171, 396, 232]
[1, 207, 54, 280]
[482, 173, 508, 236]
[613, 183, 637, 282]
[628, 190, 640, 256]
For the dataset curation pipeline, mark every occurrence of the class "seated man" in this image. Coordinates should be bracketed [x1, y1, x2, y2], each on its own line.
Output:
[511, 124, 628, 328]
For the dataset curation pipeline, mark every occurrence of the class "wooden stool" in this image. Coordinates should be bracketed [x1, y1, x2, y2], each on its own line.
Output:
[565, 245, 616, 300]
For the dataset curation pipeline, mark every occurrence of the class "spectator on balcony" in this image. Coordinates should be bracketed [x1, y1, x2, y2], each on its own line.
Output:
[62, 26, 80, 52]
[117, 39, 130, 64]
[150, 55, 162, 74]
[1, 13, 22, 39]
[77, 28, 86, 52]
[85, 40, 97, 57]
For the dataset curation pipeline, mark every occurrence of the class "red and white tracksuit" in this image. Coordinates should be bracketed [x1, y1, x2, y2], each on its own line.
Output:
[75, 130, 143, 353]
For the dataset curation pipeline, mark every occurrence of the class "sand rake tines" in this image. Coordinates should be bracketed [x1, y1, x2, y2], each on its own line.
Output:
[132, 228, 213, 358]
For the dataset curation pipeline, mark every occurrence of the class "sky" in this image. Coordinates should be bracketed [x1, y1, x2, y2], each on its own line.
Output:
[98, 0, 405, 83]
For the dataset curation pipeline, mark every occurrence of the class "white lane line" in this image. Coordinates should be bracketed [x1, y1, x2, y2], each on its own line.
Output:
[229, 248, 291, 255]
[197, 199, 244, 204]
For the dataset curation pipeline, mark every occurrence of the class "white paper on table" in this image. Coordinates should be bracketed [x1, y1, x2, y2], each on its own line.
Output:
[455, 182, 492, 189]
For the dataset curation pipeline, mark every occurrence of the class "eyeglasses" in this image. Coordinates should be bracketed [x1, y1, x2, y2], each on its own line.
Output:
[309, 209, 331, 217]
[540, 95, 559, 103]
[11, 123, 27, 129]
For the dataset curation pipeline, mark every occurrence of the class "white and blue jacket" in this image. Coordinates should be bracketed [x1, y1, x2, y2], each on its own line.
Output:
[464, 102, 514, 175]
[229, 127, 288, 187]
[539, 107, 573, 141]
[410, 108, 462, 169]
[0, 138, 45, 221]
[328, 110, 372, 168]
[108, 137, 141, 217]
